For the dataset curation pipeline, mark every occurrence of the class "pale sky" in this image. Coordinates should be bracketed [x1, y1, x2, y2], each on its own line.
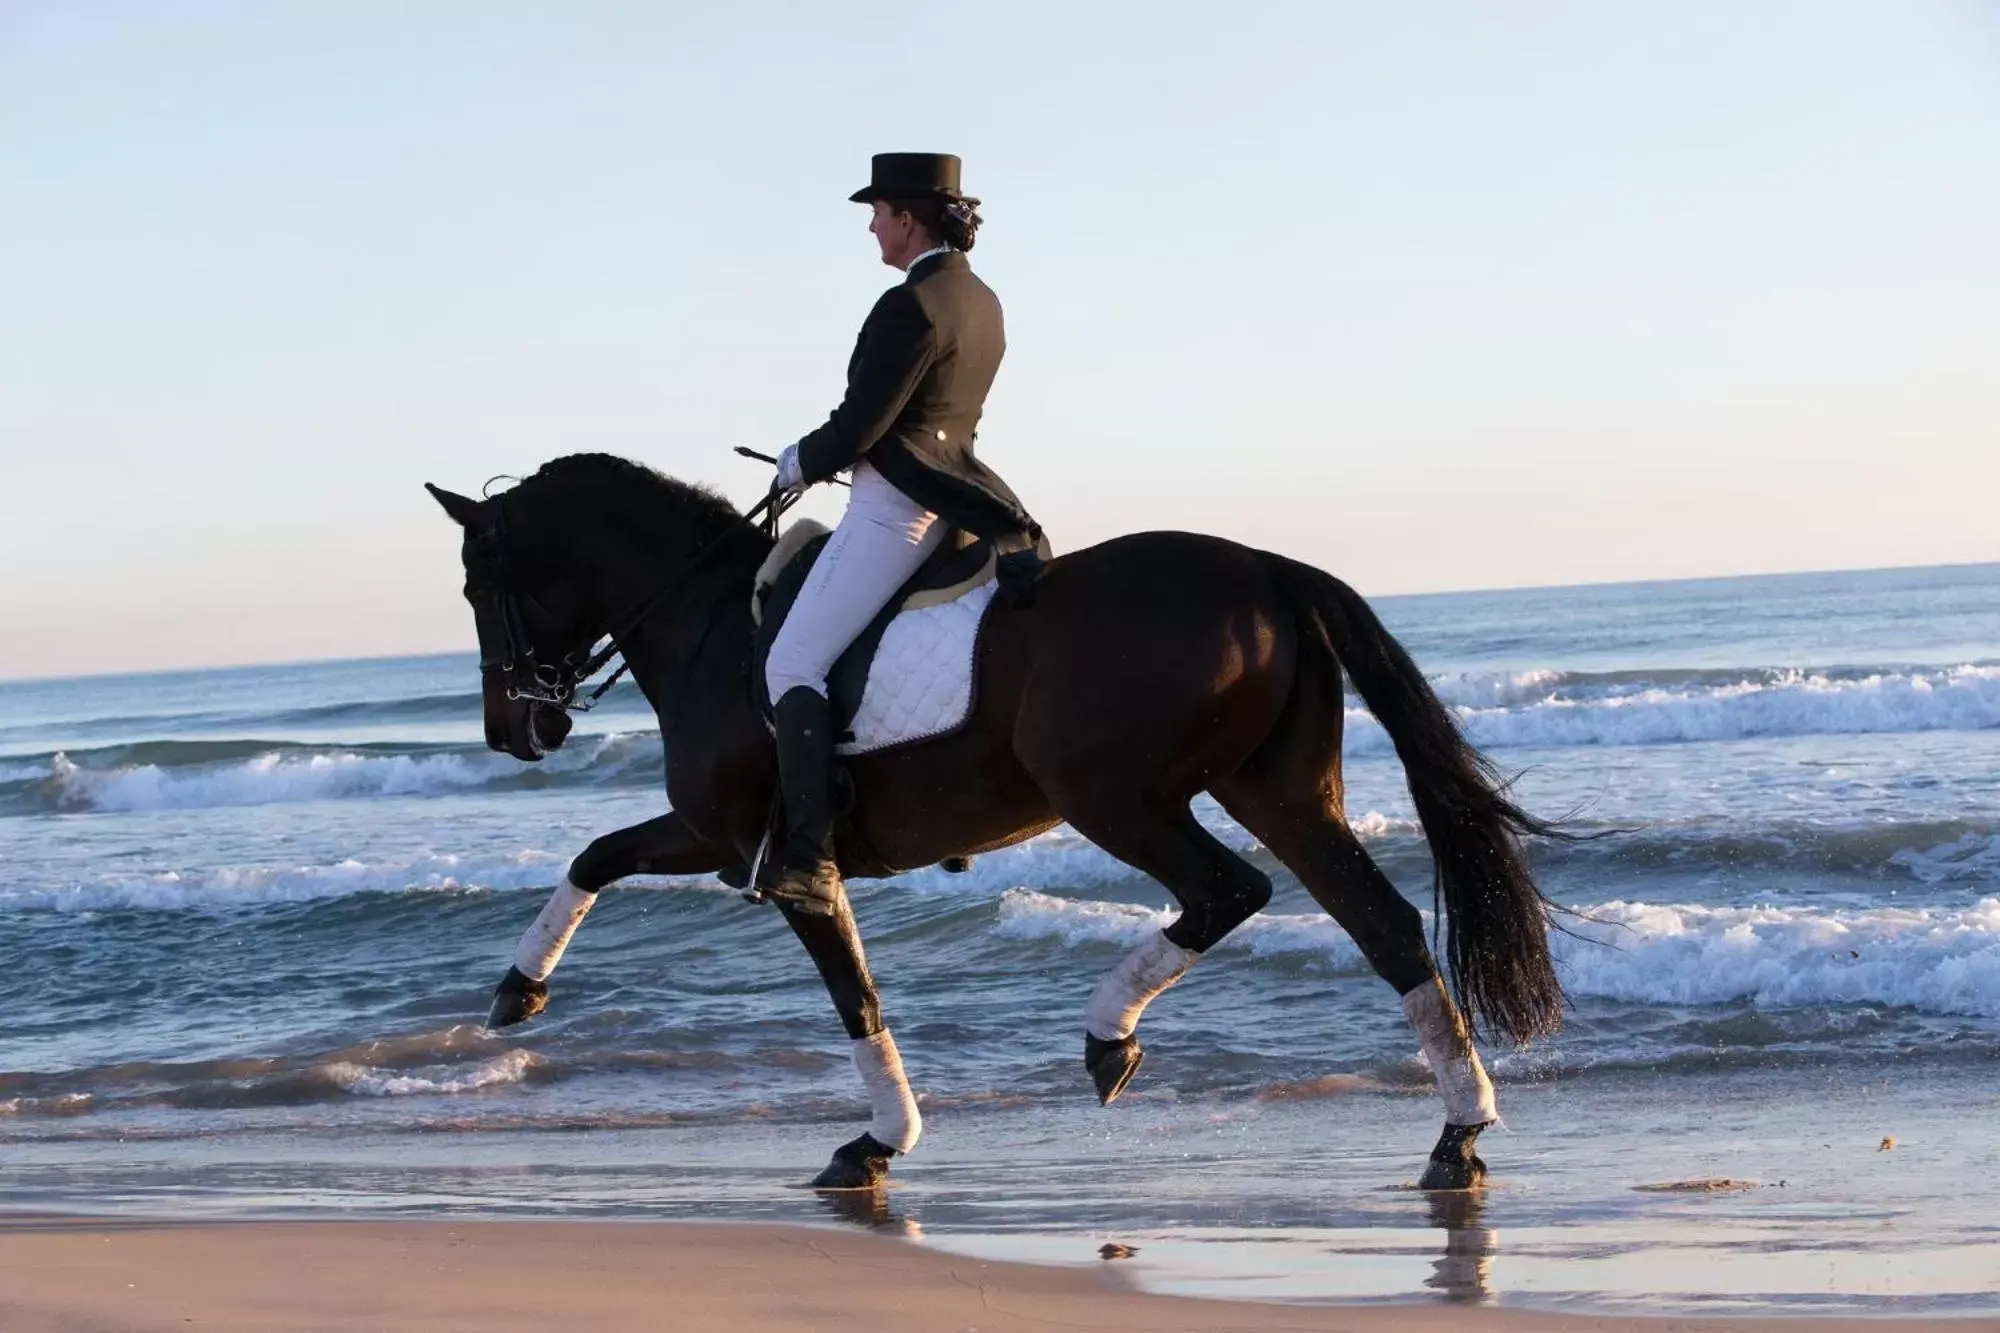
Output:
[4, 2, 1997, 680]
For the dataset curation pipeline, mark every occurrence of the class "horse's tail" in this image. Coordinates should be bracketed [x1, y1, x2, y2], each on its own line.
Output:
[1267, 554, 1567, 1044]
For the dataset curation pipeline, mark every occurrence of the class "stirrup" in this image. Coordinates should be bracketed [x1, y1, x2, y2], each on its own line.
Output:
[757, 859, 846, 915]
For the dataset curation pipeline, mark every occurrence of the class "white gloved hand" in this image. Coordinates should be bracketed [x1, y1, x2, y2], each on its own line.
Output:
[774, 444, 805, 492]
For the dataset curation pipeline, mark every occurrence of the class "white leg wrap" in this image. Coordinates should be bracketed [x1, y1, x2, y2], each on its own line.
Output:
[852, 1030, 921, 1153]
[512, 878, 596, 982]
[1403, 978, 1499, 1125]
[1084, 931, 1202, 1041]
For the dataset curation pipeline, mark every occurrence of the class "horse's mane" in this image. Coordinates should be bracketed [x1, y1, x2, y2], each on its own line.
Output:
[516, 453, 760, 558]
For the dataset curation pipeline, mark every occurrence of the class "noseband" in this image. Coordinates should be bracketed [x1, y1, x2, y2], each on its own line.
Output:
[466, 483, 796, 717]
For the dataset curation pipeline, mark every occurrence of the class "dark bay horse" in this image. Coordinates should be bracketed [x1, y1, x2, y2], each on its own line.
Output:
[427, 454, 1566, 1190]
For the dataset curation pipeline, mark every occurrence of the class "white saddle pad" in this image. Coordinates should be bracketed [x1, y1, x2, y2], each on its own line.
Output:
[839, 580, 997, 757]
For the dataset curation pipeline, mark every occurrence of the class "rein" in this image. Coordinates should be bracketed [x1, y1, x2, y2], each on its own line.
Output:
[476, 481, 801, 715]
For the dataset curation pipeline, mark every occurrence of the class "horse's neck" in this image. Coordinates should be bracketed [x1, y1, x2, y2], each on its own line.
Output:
[628, 562, 769, 838]
[630, 577, 755, 704]
[568, 504, 747, 644]
[554, 494, 768, 755]
[579, 524, 755, 705]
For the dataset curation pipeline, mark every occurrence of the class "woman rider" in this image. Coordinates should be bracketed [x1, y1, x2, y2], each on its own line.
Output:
[761, 152, 1043, 914]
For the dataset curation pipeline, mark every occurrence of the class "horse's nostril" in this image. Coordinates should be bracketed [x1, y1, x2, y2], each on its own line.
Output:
[530, 705, 574, 753]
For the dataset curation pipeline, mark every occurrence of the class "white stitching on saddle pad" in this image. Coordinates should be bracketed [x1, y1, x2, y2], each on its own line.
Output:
[839, 579, 997, 757]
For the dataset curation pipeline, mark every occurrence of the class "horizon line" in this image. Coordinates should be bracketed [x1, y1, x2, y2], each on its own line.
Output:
[5, 555, 1995, 687]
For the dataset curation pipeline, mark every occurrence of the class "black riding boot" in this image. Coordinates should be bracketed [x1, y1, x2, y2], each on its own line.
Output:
[762, 686, 846, 915]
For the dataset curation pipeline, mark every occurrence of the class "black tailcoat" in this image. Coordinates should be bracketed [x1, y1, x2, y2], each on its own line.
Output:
[795, 252, 1039, 554]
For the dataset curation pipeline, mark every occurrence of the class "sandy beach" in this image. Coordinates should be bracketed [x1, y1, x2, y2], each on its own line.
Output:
[0, 1216, 1989, 1333]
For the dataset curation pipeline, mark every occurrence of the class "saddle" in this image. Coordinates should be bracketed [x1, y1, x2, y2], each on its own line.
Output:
[750, 521, 997, 743]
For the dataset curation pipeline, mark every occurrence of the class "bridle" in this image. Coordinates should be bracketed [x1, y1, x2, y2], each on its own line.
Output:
[465, 482, 797, 717]
[461, 498, 592, 710]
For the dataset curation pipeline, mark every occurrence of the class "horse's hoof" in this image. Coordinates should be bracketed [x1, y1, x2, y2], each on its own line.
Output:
[810, 1133, 896, 1190]
[1084, 1034, 1144, 1106]
[487, 966, 548, 1029]
[1418, 1121, 1492, 1190]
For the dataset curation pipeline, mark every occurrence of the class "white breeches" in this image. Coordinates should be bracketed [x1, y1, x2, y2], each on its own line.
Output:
[764, 463, 945, 701]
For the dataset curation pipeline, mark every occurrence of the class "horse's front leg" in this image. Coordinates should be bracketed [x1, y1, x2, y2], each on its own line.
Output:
[775, 895, 920, 1190]
[488, 811, 732, 1027]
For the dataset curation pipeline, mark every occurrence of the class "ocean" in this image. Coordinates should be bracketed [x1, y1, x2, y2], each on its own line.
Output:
[4, 561, 1997, 1313]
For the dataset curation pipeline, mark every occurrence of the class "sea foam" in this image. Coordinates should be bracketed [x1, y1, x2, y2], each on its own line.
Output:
[3, 849, 577, 913]
[1345, 663, 2000, 754]
[326, 1049, 542, 1098]
[993, 889, 2000, 1019]
[11, 811, 1995, 916]
[8, 663, 1996, 816]
[27, 732, 657, 813]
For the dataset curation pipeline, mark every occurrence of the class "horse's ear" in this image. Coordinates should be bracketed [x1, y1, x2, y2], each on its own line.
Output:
[425, 482, 483, 527]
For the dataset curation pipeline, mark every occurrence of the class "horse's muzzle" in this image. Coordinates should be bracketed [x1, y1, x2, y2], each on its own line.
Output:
[529, 702, 574, 754]
[481, 674, 572, 762]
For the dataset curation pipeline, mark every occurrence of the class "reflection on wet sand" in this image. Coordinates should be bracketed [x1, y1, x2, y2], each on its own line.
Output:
[1423, 1190, 1497, 1304]
[815, 1186, 922, 1239]
[813, 1182, 1496, 1304]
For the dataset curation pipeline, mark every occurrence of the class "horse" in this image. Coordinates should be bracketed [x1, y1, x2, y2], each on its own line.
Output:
[425, 453, 1567, 1191]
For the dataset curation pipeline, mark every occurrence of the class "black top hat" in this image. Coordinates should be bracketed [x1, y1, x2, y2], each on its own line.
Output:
[848, 153, 976, 205]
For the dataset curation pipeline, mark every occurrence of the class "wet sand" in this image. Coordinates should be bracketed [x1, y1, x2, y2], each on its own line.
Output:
[1, 1216, 1992, 1333]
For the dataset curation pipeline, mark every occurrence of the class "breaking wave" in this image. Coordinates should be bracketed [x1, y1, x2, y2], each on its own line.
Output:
[0, 848, 583, 913]
[327, 1049, 542, 1098]
[0, 1029, 546, 1117]
[8, 812, 1998, 914]
[7, 661, 1994, 816]
[995, 890, 2000, 1019]
[1349, 662, 2000, 754]
[2, 732, 663, 815]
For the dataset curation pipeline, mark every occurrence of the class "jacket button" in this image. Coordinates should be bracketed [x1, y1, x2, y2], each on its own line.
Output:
[936, 429, 948, 441]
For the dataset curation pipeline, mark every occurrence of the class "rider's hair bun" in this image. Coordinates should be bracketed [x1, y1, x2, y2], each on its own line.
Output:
[886, 196, 984, 253]
[939, 199, 982, 252]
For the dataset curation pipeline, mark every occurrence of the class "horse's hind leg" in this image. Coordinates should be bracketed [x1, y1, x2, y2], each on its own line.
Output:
[1212, 675, 1498, 1188]
[775, 897, 921, 1191]
[488, 811, 731, 1028]
[1048, 794, 1273, 1105]
[1222, 798, 1497, 1187]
